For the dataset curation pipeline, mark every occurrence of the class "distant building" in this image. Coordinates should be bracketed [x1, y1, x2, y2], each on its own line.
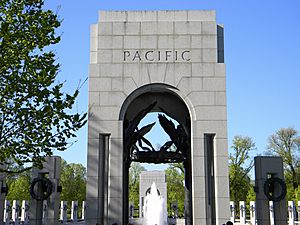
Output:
[139, 171, 167, 217]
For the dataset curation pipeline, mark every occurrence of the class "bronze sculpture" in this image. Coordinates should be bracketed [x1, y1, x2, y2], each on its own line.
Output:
[124, 102, 189, 163]
[124, 102, 157, 161]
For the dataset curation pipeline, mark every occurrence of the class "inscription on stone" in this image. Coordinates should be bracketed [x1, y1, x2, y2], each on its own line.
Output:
[123, 50, 191, 62]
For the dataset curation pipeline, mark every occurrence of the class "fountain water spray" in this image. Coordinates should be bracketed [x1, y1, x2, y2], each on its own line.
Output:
[143, 182, 167, 225]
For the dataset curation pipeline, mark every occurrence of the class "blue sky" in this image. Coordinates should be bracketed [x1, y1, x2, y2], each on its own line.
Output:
[45, 0, 300, 170]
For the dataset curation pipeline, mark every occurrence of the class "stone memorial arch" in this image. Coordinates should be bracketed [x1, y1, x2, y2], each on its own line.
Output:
[86, 10, 229, 225]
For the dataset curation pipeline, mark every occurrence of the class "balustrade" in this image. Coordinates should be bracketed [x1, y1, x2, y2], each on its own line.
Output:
[229, 200, 300, 225]
[1, 200, 86, 225]
[1, 200, 300, 225]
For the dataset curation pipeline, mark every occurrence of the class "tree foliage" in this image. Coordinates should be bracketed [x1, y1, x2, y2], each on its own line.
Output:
[165, 163, 185, 218]
[0, 0, 86, 173]
[128, 162, 145, 211]
[6, 171, 31, 200]
[5, 159, 86, 201]
[60, 160, 86, 203]
[246, 183, 256, 203]
[229, 136, 256, 204]
[266, 127, 300, 199]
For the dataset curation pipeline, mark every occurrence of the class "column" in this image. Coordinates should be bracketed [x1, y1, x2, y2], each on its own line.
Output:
[86, 133, 110, 225]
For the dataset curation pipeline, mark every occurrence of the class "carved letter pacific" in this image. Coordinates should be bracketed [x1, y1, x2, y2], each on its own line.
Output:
[123, 50, 192, 62]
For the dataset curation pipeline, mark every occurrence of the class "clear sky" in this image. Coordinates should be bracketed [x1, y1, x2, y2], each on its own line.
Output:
[45, 0, 300, 170]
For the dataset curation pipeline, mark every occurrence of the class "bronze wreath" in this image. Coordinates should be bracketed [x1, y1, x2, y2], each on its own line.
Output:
[263, 177, 286, 202]
[30, 177, 53, 201]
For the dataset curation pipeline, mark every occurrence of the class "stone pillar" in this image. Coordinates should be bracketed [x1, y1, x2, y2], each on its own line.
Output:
[86, 133, 110, 225]
[0, 165, 7, 225]
[46, 157, 61, 225]
[255, 156, 287, 225]
[204, 134, 216, 225]
[29, 156, 61, 225]
[29, 172, 44, 225]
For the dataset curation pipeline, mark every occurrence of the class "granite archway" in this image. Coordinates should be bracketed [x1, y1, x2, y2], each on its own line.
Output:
[86, 10, 230, 225]
[120, 83, 192, 224]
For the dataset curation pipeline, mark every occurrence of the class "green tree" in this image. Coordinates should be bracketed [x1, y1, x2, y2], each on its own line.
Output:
[4, 160, 87, 201]
[60, 160, 86, 203]
[295, 185, 300, 201]
[128, 162, 145, 211]
[246, 182, 256, 203]
[229, 136, 256, 204]
[165, 163, 185, 218]
[6, 172, 31, 200]
[266, 127, 300, 199]
[0, 0, 86, 173]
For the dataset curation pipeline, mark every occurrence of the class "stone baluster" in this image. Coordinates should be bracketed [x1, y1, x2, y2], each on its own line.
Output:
[288, 201, 295, 225]
[250, 201, 256, 225]
[269, 201, 275, 225]
[12, 200, 20, 225]
[298, 201, 300, 223]
[60, 201, 67, 224]
[239, 201, 246, 225]
[0, 165, 7, 225]
[21, 200, 29, 225]
[3, 200, 10, 225]
[42, 200, 47, 225]
[81, 201, 86, 220]
[71, 201, 78, 222]
[129, 202, 134, 219]
[229, 201, 235, 223]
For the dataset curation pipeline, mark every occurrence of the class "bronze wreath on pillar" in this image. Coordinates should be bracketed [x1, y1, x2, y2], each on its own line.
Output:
[263, 177, 287, 202]
[30, 177, 53, 201]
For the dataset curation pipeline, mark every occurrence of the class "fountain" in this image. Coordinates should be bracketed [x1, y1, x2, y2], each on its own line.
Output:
[143, 182, 167, 225]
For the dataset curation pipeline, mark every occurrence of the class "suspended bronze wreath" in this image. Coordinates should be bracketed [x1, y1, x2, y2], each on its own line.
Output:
[263, 177, 286, 202]
[30, 177, 53, 201]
